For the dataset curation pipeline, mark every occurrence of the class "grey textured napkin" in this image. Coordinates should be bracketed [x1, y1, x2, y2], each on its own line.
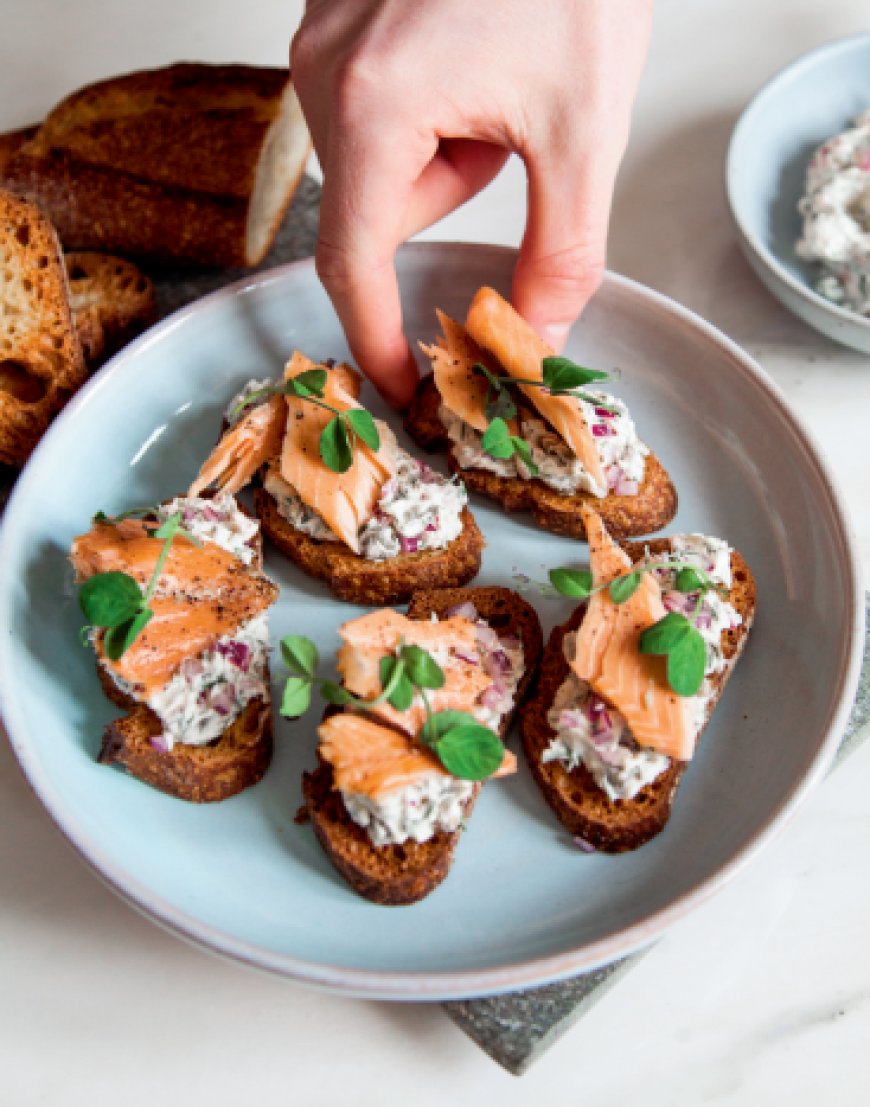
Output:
[3, 177, 866, 1075]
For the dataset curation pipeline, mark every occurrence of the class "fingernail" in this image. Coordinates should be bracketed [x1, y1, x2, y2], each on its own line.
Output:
[540, 321, 572, 352]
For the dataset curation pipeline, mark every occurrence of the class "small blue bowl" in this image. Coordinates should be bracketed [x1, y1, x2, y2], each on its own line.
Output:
[727, 32, 870, 353]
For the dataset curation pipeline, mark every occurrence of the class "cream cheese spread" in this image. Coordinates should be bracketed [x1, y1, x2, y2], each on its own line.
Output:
[156, 493, 259, 566]
[441, 388, 647, 500]
[796, 111, 870, 315]
[341, 605, 525, 846]
[264, 448, 468, 561]
[224, 378, 275, 426]
[543, 534, 742, 801]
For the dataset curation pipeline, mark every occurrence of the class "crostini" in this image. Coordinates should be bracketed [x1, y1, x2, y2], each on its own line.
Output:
[70, 492, 279, 802]
[190, 354, 485, 605]
[404, 286, 678, 540]
[520, 505, 755, 851]
[291, 586, 543, 904]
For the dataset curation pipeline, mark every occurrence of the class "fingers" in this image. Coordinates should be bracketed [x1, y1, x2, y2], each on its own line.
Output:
[402, 139, 510, 239]
[316, 101, 435, 408]
[512, 142, 620, 351]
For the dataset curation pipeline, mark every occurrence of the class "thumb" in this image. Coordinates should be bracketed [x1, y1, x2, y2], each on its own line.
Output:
[511, 149, 618, 351]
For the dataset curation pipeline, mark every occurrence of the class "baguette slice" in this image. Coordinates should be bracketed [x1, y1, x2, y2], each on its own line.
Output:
[4, 63, 311, 268]
[0, 190, 87, 466]
[302, 586, 544, 905]
[405, 372, 677, 540]
[255, 487, 485, 605]
[520, 539, 756, 852]
[65, 251, 156, 368]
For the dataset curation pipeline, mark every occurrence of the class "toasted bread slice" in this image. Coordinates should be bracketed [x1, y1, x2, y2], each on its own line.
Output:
[254, 488, 486, 606]
[65, 252, 156, 367]
[84, 497, 277, 801]
[404, 373, 677, 540]
[97, 665, 272, 803]
[303, 586, 544, 904]
[0, 190, 87, 466]
[520, 540, 756, 852]
[0, 125, 38, 176]
[4, 63, 311, 268]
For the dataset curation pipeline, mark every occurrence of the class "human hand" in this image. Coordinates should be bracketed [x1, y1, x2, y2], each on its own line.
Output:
[291, 0, 653, 407]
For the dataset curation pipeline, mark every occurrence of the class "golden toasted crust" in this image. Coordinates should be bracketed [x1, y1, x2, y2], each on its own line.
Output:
[403, 373, 678, 540]
[3, 63, 310, 268]
[98, 673, 273, 803]
[0, 125, 38, 176]
[303, 586, 544, 904]
[520, 544, 756, 852]
[65, 252, 156, 368]
[254, 488, 485, 605]
[0, 190, 87, 467]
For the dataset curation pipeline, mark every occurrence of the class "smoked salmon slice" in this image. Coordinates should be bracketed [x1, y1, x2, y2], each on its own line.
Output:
[335, 608, 516, 776]
[71, 519, 278, 697]
[464, 287, 606, 493]
[188, 394, 286, 497]
[280, 353, 397, 554]
[317, 713, 449, 798]
[420, 310, 510, 435]
[570, 505, 694, 760]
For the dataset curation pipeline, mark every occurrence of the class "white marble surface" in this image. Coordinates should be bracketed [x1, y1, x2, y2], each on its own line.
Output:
[2, 0, 870, 1101]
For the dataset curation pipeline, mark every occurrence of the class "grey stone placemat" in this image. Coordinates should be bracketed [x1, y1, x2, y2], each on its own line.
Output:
[444, 596, 870, 1074]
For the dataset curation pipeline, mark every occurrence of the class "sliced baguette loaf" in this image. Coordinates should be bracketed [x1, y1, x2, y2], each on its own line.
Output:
[4, 63, 311, 268]
[0, 190, 87, 466]
[404, 372, 678, 540]
[65, 251, 156, 367]
[520, 540, 756, 852]
[302, 586, 544, 905]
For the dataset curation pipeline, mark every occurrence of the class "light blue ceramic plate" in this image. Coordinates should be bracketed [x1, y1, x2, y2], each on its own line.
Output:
[727, 32, 870, 352]
[0, 244, 863, 1000]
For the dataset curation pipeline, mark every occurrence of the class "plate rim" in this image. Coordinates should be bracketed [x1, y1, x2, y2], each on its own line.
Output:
[0, 241, 864, 1000]
[725, 30, 870, 336]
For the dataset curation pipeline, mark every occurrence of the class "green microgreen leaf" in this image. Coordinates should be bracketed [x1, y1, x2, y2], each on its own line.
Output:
[419, 709, 478, 743]
[481, 417, 515, 460]
[103, 608, 153, 661]
[343, 408, 381, 452]
[608, 572, 642, 604]
[287, 368, 327, 397]
[541, 356, 610, 391]
[639, 611, 693, 654]
[549, 567, 594, 599]
[675, 566, 706, 593]
[281, 635, 319, 679]
[400, 644, 445, 690]
[666, 631, 707, 697]
[432, 723, 505, 781]
[320, 415, 353, 473]
[379, 655, 414, 711]
[472, 362, 502, 390]
[510, 435, 538, 475]
[78, 572, 143, 628]
[320, 681, 354, 706]
[281, 676, 313, 718]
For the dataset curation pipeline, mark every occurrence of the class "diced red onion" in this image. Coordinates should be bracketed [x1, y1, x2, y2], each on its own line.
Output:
[216, 639, 251, 671]
[592, 423, 617, 437]
[475, 624, 501, 653]
[202, 505, 222, 522]
[859, 150, 870, 171]
[400, 535, 420, 554]
[484, 649, 511, 678]
[558, 709, 586, 730]
[425, 520, 439, 532]
[210, 685, 236, 716]
[613, 473, 639, 496]
[594, 407, 616, 419]
[181, 657, 205, 680]
[453, 648, 479, 665]
[150, 734, 169, 753]
[447, 601, 479, 621]
[591, 707, 613, 735]
[480, 684, 505, 711]
[695, 612, 712, 630]
[573, 836, 597, 853]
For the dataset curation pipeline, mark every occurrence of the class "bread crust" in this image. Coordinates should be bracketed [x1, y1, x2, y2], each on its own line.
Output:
[520, 543, 756, 852]
[3, 64, 310, 268]
[403, 373, 678, 540]
[65, 251, 156, 368]
[303, 586, 544, 904]
[0, 190, 87, 466]
[253, 487, 485, 605]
